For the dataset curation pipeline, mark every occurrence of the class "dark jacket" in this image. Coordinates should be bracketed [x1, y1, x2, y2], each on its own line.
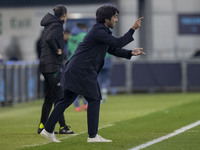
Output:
[62, 23, 135, 100]
[39, 13, 64, 73]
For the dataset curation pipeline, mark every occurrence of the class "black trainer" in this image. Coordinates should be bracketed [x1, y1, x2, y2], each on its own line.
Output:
[59, 125, 74, 134]
[37, 123, 44, 134]
[37, 128, 43, 134]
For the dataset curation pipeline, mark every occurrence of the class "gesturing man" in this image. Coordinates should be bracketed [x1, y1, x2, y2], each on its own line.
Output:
[40, 4, 145, 143]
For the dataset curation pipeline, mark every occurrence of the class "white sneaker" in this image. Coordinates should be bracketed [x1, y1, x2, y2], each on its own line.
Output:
[40, 129, 60, 143]
[87, 134, 112, 143]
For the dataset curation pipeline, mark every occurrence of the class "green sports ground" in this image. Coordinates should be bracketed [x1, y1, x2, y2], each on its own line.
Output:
[1, 93, 200, 150]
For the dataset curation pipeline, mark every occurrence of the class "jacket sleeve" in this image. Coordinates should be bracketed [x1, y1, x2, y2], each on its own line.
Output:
[107, 46, 132, 59]
[46, 25, 63, 54]
[94, 28, 135, 48]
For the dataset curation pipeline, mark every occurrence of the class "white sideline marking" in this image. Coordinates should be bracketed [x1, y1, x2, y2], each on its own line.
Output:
[129, 120, 200, 150]
[23, 124, 113, 148]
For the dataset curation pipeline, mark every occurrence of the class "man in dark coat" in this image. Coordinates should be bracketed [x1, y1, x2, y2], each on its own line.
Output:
[40, 5, 145, 143]
[38, 5, 73, 136]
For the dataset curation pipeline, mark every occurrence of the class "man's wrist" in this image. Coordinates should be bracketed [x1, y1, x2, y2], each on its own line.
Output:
[129, 28, 135, 34]
[132, 26, 137, 30]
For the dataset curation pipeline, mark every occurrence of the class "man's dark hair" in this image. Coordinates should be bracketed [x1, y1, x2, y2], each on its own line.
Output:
[53, 5, 67, 18]
[96, 5, 119, 23]
[64, 29, 71, 34]
[77, 23, 87, 30]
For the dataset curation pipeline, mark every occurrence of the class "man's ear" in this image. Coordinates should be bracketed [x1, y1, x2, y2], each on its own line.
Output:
[62, 14, 66, 18]
[60, 14, 66, 21]
[105, 19, 109, 23]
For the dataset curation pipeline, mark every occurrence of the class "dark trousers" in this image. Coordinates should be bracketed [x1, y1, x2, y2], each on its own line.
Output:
[45, 89, 100, 137]
[40, 72, 66, 127]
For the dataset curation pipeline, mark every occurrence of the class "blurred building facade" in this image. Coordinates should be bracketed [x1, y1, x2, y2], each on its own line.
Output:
[118, 0, 200, 60]
[0, 0, 199, 61]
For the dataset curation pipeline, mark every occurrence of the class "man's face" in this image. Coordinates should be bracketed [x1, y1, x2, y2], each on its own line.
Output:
[106, 13, 118, 28]
[64, 32, 70, 42]
[64, 13, 68, 23]
[61, 13, 68, 23]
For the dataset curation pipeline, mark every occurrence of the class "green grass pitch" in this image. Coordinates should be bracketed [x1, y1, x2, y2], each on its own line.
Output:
[1, 93, 200, 150]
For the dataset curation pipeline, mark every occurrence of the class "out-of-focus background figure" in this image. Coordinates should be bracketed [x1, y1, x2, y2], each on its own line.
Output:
[35, 30, 45, 98]
[67, 23, 87, 59]
[192, 49, 200, 58]
[98, 53, 112, 103]
[5, 36, 23, 61]
[63, 29, 71, 63]
[35, 30, 43, 59]
[67, 23, 88, 112]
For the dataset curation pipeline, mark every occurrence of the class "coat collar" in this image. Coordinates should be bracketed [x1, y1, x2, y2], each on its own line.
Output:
[95, 23, 112, 34]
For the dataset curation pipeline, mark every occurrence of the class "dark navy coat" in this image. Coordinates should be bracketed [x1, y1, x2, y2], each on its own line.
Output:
[62, 23, 135, 100]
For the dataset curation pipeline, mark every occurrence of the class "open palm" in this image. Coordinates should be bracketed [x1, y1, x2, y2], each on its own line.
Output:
[131, 48, 145, 56]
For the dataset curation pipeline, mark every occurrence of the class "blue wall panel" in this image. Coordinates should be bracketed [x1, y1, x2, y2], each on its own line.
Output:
[187, 64, 200, 87]
[110, 63, 126, 87]
[132, 63, 182, 89]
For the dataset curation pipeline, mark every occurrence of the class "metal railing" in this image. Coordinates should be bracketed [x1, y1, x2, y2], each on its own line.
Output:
[0, 60, 39, 106]
[1, 59, 200, 106]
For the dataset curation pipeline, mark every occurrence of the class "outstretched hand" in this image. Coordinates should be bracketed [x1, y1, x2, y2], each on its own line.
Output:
[131, 48, 145, 56]
[132, 17, 144, 30]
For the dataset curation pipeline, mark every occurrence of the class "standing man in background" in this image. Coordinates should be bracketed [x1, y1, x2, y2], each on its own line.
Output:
[38, 5, 73, 135]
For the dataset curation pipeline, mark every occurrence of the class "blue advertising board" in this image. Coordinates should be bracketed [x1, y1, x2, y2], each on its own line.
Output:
[179, 14, 200, 35]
